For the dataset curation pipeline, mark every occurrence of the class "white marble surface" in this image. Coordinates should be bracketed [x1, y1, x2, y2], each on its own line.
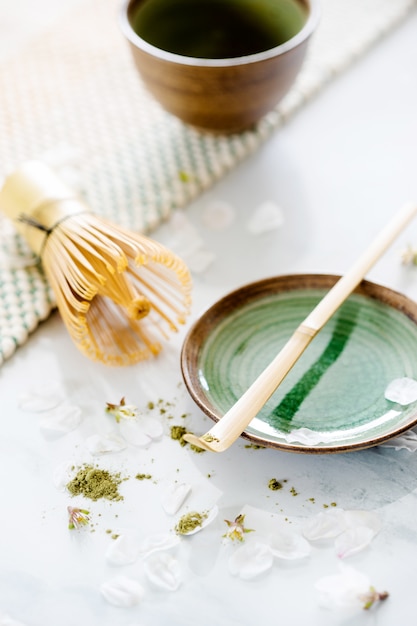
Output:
[1, 2, 417, 625]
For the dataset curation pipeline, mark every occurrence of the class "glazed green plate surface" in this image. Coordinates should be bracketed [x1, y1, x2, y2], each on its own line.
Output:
[181, 274, 417, 453]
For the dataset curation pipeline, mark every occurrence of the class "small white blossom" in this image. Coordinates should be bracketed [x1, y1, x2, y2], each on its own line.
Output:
[106, 397, 138, 422]
[106, 397, 163, 447]
[315, 564, 388, 611]
[67, 506, 90, 530]
[223, 514, 254, 542]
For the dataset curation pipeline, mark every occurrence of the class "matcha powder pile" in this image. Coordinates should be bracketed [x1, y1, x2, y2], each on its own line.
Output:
[66, 464, 124, 501]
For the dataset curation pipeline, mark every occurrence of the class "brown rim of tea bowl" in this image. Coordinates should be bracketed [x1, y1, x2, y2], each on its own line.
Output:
[119, 0, 321, 134]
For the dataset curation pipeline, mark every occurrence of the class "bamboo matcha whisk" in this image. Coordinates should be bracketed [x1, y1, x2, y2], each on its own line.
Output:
[0, 161, 192, 366]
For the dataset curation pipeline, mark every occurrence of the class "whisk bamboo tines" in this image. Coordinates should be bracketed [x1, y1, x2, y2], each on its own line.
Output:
[0, 161, 192, 366]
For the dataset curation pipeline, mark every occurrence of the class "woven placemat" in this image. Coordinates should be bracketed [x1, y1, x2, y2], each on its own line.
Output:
[0, 0, 416, 366]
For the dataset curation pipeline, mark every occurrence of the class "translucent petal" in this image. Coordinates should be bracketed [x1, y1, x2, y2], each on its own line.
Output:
[138, 533, 180, 558]
[140, 416, 164, 440]
[228, 541, 273, 580]
[161, 483, 192, 515]
[119, 420, 151, 447]
[39, 404, 82, 436]
[100, 575, 144, 607]
[105, 534, 139, 566]
[285, 427, 325, 445]
[186, 247, 216, 274]
[381, 429, 417, 451]
[246, 201, 285, 235]
[143, 552, 182, 591]
[343, 510, 381, 536]
[335, 526, 375, 559]
[385, 377, 417, 405]
[303, 509, 347, 541]
[18, 383, 64, 412]
[269, 529, 311, 560]
[315, 564, 370, 610]
[201, 200, 236, 230]
[85, 432, 127, 455]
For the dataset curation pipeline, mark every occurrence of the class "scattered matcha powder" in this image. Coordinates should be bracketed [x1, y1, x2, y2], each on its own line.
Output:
[175, 511, 208, 535]
[66, 465, 124, 501]
[170, 425, 206, 453]
[170, 425, 188, 446]
[268, 478, 283, 491]
[135, 473, 152, 481]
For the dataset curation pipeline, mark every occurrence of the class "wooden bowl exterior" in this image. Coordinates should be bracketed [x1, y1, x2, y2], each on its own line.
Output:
[121, 0, 319, 133]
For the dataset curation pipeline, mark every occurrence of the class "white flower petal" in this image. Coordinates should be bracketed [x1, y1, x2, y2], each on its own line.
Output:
[143, 552, 182, 591]
[385, 377, 417, 405]
[141, 416, 164, 440]
[186, 247, 216, 274]
[315, 563, 370, 610]
[85, 433, 127, 455]
[285, 427, 325, 445]
[100, 575, 144, 607]
[303, 509, 347, 541]
[246, 201, 285, 235]
[381, 429, 417, 451]
[138, 533, 180, 558]
[119, 420, 152, 447]
[161, 483, 192, 515]
[343, 510, 381, 536]
[105, 534, 139, 566]
[39, 403, 82, 436]
[228, 541, 273, 580]
[335, 527, 375, 559]
[18, 383, 64, 412]
[201, 200, 236, 230]
[269, 529, 311, 560]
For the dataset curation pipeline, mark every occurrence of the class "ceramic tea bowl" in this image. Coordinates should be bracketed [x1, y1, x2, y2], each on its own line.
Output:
[120, 0, 320, 133]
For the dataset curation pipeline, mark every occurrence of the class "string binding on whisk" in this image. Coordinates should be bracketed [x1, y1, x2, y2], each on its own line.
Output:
[0, 161, 192, 366]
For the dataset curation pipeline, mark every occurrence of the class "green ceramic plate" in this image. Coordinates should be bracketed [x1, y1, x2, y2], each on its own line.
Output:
[181, 274, 417, 453]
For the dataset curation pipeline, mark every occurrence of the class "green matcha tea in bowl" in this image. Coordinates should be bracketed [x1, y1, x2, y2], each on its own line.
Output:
[120, 0, 320, 133]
